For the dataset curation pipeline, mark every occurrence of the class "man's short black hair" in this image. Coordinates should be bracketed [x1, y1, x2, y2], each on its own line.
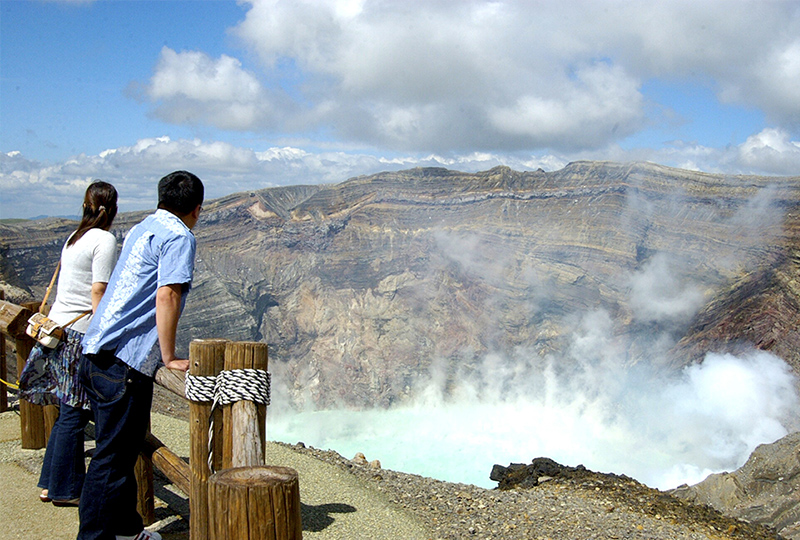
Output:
[157, 170, 204, 216]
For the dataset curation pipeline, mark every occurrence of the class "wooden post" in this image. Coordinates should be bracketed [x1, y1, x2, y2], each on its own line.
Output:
[222, 341, 268, 469]
[189, 339, 228, 540]
[0, 291, 6, 412]
[0, 299, 32, 339]
[0, 299, 45, 449]
[0, 297, 56, 444]
[16, 336, 46, 449]
[208, 466, 302, 540]
[143, 431, 191, 496]
[155, 366, 187, 398]
[136, 451, 156, 526]
[18, 301, 47, 449]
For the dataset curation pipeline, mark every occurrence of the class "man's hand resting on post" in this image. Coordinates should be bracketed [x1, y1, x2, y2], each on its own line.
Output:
[156, 283, 191, 372]
[163, 357, 190, 371]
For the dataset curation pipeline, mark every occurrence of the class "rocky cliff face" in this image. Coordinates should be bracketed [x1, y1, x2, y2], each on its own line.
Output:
[671, 431, 800, 539]
[2, 161, 799, 408]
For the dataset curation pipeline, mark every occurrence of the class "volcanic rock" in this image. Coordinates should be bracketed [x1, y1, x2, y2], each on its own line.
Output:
[671, 431, 800, 539]
[490, 457, 583, 488]
[488, 455, 781, 539]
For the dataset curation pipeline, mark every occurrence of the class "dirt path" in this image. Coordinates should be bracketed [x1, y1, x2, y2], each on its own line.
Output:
[0, 410, 430, 540]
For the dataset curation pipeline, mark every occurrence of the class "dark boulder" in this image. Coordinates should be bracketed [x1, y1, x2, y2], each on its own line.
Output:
[491, 457, 585, 489]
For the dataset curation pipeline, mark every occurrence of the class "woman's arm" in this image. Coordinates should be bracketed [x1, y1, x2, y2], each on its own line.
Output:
[91, 282, 107, 312]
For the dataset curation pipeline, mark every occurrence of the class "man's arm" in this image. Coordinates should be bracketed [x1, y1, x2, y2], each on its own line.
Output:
[156, 283, 190, 371]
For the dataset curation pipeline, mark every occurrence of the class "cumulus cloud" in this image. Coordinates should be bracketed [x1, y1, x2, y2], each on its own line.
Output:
[228, 0, 654, 151]
[7, 0, 800, 220]
[721, 38, 800, 126]
[145, 48, 284, 130]
[1, 139, 322, 218]
[488, 62, 645, 149]
[1, 138, 563, 219]
[35, 0, 789, 197]
[125, 0, 800, 155]
[5, 127, 800, 219]
[734, 128, 800, 175]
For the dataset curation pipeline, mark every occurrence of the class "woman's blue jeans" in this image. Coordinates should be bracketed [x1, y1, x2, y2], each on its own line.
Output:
[77, 351, 153, 540]
[38, 401, 91, 500]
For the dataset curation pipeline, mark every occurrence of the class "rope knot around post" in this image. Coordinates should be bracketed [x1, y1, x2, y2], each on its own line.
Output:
[185, 366, 271, 474]
[214, 368, 271, 407]
[185, 367, 271, 475]
[185, 368, 271, 406]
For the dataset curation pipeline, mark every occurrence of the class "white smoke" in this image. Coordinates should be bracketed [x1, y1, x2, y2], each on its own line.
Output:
[265, 185, 797, 491]
[629, 253, 706, 325]
[267, 329, 799, 490]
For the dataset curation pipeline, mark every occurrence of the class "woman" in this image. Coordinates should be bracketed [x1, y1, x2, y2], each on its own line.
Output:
[19, 181, 119, 506]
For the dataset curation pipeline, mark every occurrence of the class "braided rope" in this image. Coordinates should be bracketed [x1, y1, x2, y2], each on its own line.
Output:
[184, 373, 216, 402]
[185, 368, 271, 473]
[213, 369, 271, 407]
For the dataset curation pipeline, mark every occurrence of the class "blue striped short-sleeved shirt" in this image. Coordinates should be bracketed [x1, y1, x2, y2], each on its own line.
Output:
[82, 209, 196, 376]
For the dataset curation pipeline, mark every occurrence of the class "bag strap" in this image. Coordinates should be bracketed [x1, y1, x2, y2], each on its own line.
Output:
[39, 260, 61, 314]
[63, 310, 92, 329]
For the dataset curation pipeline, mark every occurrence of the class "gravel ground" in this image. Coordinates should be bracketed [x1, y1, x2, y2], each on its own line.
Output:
[286, 442, 780, 540]
[151, 385, 780, 540]
[1, 391, 782, 540]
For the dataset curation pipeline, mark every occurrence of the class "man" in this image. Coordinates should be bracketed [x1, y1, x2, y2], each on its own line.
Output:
[77, 171, 204, 540]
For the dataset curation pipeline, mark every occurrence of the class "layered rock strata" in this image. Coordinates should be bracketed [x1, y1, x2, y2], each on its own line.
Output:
[2, 161, 799, 408]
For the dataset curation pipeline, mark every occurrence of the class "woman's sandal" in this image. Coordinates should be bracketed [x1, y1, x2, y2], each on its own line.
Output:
[39, 490, 51, 503]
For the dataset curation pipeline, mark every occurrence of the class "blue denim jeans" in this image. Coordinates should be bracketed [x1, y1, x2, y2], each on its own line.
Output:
[77, 351, 153, 540]
[38, 401, 91, 500]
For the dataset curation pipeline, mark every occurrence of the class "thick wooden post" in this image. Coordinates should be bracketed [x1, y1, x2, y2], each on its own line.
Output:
[222, 341, 268, 469]
[0, 331, 5, 413]
[0, 291, 6, 413]
[18, 301, 48, 449]
[189, 339, 228, 540]
[16, 336, 47, 449]
[0, 299, 45, 449]
[208, 466, 302, 540]
[136, 451, 155, 526]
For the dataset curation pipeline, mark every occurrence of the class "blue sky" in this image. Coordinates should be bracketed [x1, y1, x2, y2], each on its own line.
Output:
[2, 0, 800, 219]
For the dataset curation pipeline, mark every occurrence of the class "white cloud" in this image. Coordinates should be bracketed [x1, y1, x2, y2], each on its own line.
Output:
[720, 38, 800, 126]
[141, 1, 651, 151]
[146, 48, 282, 130]
[488, 62, 645, 149]
[148, 48, 263, 103]
[132, 0, 793, 154]
[735, 128, 800, 175]
[2, 138, 539, 219]
[4, 128, 800, 219]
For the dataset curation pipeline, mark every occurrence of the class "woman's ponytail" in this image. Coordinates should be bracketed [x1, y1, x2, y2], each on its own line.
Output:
[68, 181, 118, 246]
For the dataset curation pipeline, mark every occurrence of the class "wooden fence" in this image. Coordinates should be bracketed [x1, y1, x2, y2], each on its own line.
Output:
[0, 298, 301, 540]
[0, 298, 59, 445]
